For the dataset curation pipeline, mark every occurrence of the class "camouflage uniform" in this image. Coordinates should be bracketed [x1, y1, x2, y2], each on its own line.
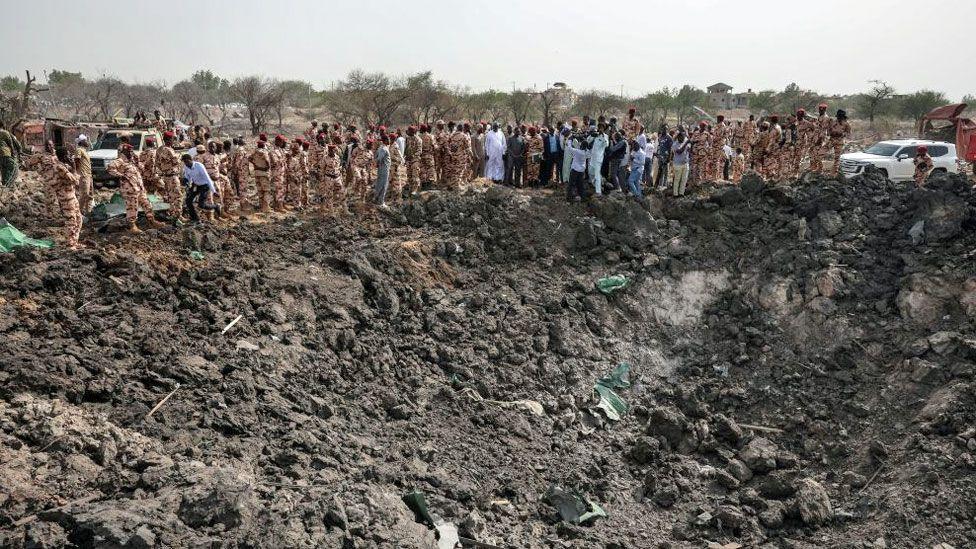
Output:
[741, 119, 757, 167]
[913, 153, 933, 187]
[445, 131, 471, 190]
[217, 153, 239, 212]
[622, 116, 641, 141]
[434, 129, 450, 184]
[319, 153, 344, 214]
[349, 144, 371, 206]
[155, 145, 183, 218]
[75, 146, 94, 214]
[229, 146, 250, 203]
[308, 142, 324, 198]
[796, 117, 818, 176]
[249, 147, 272, 211]
[388, 141, 404, 202]
[809, 113, 831, 173]
[139, 148, 160, 194]
[826, 119, 851, 176]
[710, 123, 729, 181]
[523, 134, 544, 185]
[764, 124, 784, 180]
[731, 153, 745, 183]
[198, 151, 223, 217]
[404, 134, 423, 194]
[286, 148, 309, 208]
[38, 154, 82, 248]
[420, 133, 437, 183]
[690, 130, 711, 182]
[269, 145, 287, 209]
[107, 156, 159, 226]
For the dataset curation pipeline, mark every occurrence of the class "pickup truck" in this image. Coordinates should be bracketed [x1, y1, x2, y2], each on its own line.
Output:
[839, 139, 959, 181]
[89, 128, 163, 186]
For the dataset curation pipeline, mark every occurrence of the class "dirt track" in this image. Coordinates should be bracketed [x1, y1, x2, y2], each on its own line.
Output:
[1, 168, 975, 548]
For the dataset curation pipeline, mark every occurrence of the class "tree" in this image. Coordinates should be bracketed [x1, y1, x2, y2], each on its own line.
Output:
[405, 72, 461, 124]
[228, 76, 278, 135]
[855, 80, 896, 126]
[899, 90, 948, 122]
[674, 85, 706, 124]
[638, 87, 676, 126]
[536, 87, 562, 126]
[572, 90, 619, 119]
[0, 70, 49, 126]
[749, 90, 777, 115]
[1, 76, 24, 93]
[506, 89, 536, 125]
[459, 90, 507, 123]
[118, 83, 163, 117]
[775, 83, 824, 115]
[48, 69, 83, 86]
[89, 76, 125, 119]
[190, 70, 227, 94]
[320, 70, 413, 127]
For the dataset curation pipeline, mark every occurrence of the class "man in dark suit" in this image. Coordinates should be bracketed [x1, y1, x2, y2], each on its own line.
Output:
[505, 126, 525, 187]
[541, 126, 563, 187]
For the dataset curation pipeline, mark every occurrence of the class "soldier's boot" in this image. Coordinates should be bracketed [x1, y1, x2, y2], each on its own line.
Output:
[128, 223, 143, 234]
[146, 216, 166, 229]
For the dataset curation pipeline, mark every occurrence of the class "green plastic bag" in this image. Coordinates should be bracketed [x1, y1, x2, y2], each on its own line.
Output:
[189, 250, 204, 261]
[594, 363, 631, 421]
[0, 220, 54, 253]
[596, 275, 629, 295]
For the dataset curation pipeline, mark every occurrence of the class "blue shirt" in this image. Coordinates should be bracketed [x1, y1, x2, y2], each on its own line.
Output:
[183, 161, 216, 193]
[657, 134, 673, 157]
[546, 135, 560, 154]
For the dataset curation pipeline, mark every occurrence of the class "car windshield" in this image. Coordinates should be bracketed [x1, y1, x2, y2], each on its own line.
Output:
[864, 143, 900, 157]
[95, 133, 140, 151]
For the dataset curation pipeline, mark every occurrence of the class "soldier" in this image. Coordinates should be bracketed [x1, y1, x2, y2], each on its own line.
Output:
[388, 130, 405, 203]
[419, 124, 437, 187]
[37, 141, 83, 249]
[741, 114, 757, 168]
[754, 121, 771, 178]
[404, 126, 423, 196]
[319, 144, 345, 216]
[249, 138, 272, 212]
[913, 145, 933, 187]
[107, 144, 164, 232]
[270, 134, 288, 211]
[827, 109, 852, 176]
[690, 122, 711, 183]
[155, 131, 184, 221]
[523, 126, 544, 186]
[434, 120, 449, 184]
[229, 137, 249, 201]
[0, 119, 22, 186]
[286, 139, 308, 209]
[74, 135, 94, 215]
[309, 134, 325, 204]
[444, 124, 467, 190]
[344, 136, 367, 209]
[622, 107, 641, 141]
[139, 137, 160, 194]
[472, 123, 486, 181]
[304, 120, 319, 141]
[795, 109, 817, 176]
[197, 143, 223, 220]
[809, 103, 831, 173]
[217, 140, 239, 213]
[710, 115, 729, 181]
[731, 147, 745, 183]
[765, 116, 784, 180]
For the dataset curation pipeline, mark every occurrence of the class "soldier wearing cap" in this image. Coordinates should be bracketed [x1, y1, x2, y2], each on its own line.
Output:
[809, 103, 831, 173]
[74, 134, 94, 214]
[249, 138, 273, 212]
[156, 131, 184, 221]
[827, 109, 851, 176]
[914, 145, 933, 187]
[107, 143, 165, 232]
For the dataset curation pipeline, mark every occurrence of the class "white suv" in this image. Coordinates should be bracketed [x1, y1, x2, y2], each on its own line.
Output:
[839, 139, 958, 181]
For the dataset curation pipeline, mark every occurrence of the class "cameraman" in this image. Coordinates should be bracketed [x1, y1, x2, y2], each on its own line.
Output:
[564, 134, 590, 202]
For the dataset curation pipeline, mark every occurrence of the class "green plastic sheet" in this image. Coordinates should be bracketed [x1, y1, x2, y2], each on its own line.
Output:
[594, 363, 631, 421]
[0, 220, 54, 253]
[90, 192, 169, 222]
[596, 274, 629, 295]
[544, 485, 607, 525]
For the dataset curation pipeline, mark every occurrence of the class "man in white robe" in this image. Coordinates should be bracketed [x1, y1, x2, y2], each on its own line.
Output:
[485, 123, 507, 184]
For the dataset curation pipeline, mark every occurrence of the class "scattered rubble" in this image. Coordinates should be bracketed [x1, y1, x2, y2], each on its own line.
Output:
[1, 168, 975, 547]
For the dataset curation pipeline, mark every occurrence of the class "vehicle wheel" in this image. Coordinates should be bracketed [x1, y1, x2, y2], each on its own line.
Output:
[932, 168, 947, 174]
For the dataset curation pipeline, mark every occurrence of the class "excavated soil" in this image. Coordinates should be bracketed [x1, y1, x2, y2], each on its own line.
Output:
[1, 167, 975, 549]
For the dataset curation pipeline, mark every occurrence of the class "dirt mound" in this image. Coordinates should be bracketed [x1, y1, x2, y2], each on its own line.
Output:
[1, 170, 975, 548]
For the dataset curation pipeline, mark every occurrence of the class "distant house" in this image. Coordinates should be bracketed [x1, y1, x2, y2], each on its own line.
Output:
[707, 83, 753, 110]
[547, 82, 576, 110]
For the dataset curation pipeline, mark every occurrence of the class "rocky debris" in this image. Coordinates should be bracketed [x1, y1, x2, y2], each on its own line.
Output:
[2, 168, 976, 547]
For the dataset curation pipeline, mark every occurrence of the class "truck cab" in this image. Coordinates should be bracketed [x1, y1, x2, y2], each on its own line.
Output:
[839, 139, 958, 181]
[89, 128, 163, 185]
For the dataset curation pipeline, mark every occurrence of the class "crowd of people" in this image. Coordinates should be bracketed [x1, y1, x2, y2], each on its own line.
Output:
[5, 101, 944, 252]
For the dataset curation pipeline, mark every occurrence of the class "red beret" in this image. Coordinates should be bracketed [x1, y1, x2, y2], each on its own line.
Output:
[163, 131, 175, 139]
[259, 133, 268, 141]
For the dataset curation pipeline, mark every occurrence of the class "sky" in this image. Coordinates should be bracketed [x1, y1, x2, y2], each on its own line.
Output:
[2, 0, 974, 100]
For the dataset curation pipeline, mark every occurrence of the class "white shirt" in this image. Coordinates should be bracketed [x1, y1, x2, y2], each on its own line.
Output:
[395, 136, 405, 155]
[565, 142, 590, 172]
[183, 161, 216, 193]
